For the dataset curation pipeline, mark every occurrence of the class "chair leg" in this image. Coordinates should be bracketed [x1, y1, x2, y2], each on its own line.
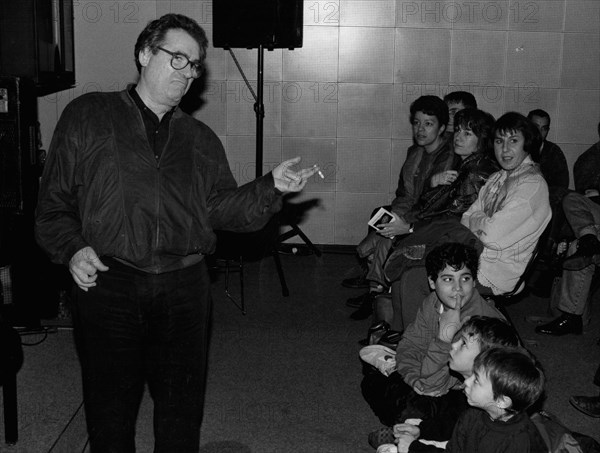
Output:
[272, 250, 289, 297]
[3, 372, 18, 445]
[239, 256, 245, 315]
[223, 259, 246, 315]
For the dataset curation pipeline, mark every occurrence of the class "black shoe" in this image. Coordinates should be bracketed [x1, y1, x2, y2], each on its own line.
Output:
[346, 291, 375, 308]
[570, 395, 600, 417]
[563, 234, 600, 270]
[350, 295, 375, 320]
[342, 274, 369, 289]
[535, 313, 582, 336]
[378, 330, 403, 349]
[360, 320, 390, 346]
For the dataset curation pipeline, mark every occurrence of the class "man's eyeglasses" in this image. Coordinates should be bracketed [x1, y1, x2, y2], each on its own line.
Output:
[156, 46, 203, 79]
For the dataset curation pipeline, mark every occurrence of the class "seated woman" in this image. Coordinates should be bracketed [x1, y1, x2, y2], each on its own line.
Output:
[384, 108, 499, 284]
[383, 112, 552, 333]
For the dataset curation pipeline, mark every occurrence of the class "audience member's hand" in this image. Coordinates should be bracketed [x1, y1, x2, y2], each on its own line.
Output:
[69, 246, 109, 291]
[272, 157, 319, 193]
[438, 293, 466, 343]
[394, 424, 420, 453]
[378, 213, 411, 239]
[393, 423, 420, 439]
[431, 170, 458, 187]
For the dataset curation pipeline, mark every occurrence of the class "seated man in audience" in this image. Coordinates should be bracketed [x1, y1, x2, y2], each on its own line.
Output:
[366, 316, 519, 450]
[444, 91, 477, 135]
[344, 96, 454, 319]
[442, 91, 477, 135]
[361, 243, 504, 430]
[526, 109, 569, 207]
[535, 122, 600, 336]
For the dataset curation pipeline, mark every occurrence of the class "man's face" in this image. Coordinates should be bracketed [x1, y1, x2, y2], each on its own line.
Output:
[449, 332, 482, 377]
[428, 264, 475, 310]
[447, 101, 466, 132]
[530, 115, 550, 142]
[412, 111, 445, 152]
[138, 28, 200, 108]
[494, 130, 528, 173]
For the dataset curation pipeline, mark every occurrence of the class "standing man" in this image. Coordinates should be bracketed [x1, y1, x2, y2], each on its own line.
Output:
[35, 14, 317, 452]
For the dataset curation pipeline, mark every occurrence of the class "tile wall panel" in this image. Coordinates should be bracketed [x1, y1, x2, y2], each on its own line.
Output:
[450, 1, 509, 30]
[508, 0, 565, 32]
[304, 1, 341, 27]
[283, 27, 339, 82]
[394, 28, 451, 85]
[556, 90, 600, 145]
[564, 1, 600, 34]
[339, 27, 395, 83]
[396, 0, 452, 29]
[336, 139, 392, 193]
[337, 84, 394, 138]
[340, 0, 396, 27]
[506, 32, 562, 88]
[561, 33, 600, 90]
[281, 82, 339, 137]
[450, 30, 507, 87]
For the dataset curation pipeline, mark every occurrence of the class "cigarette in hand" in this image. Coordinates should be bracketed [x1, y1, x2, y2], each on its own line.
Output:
[313, 164, 325, 179]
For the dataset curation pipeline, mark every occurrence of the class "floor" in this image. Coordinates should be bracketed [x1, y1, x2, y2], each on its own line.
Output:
[1, 249, 599, 452]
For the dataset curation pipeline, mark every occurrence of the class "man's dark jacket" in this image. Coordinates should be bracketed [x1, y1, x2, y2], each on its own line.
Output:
[35, 89, 281, 273]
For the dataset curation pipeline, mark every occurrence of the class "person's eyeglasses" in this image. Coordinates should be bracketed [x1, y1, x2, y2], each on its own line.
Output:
[156, 46, 202, 79]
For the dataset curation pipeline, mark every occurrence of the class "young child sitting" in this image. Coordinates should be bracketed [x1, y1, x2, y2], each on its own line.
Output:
[361, 242, 505, 433]
[369, 316, 519, 450]
[391, 347, 546, 452]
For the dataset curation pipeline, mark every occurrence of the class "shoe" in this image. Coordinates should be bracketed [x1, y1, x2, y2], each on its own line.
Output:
[378, 330, 403, 349]
[342, 274, 369, 289]
[364, 320, 390, 346]
[350, 294, 375, 320]
[368, 427, 395, 449]
[569, 395, 600, 417]
[535, 313, 582, 336]
[359, 345, 397, 377]
[346, 291, 375, 308]
[562, 234, 600, 270]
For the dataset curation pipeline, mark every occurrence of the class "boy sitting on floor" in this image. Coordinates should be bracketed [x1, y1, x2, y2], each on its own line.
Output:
[390, 347, 546, 453]
[361, 242, 505, 432]
[367, 316, 520, 449]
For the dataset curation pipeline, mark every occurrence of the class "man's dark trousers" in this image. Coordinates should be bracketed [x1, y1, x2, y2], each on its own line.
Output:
[72, 258, 211, 452]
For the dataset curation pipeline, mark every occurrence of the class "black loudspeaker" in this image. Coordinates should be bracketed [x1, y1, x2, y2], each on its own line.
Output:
[0, 76, 39, 215]
[213, 0, 303, 50]
[0, 0, 75, 95]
